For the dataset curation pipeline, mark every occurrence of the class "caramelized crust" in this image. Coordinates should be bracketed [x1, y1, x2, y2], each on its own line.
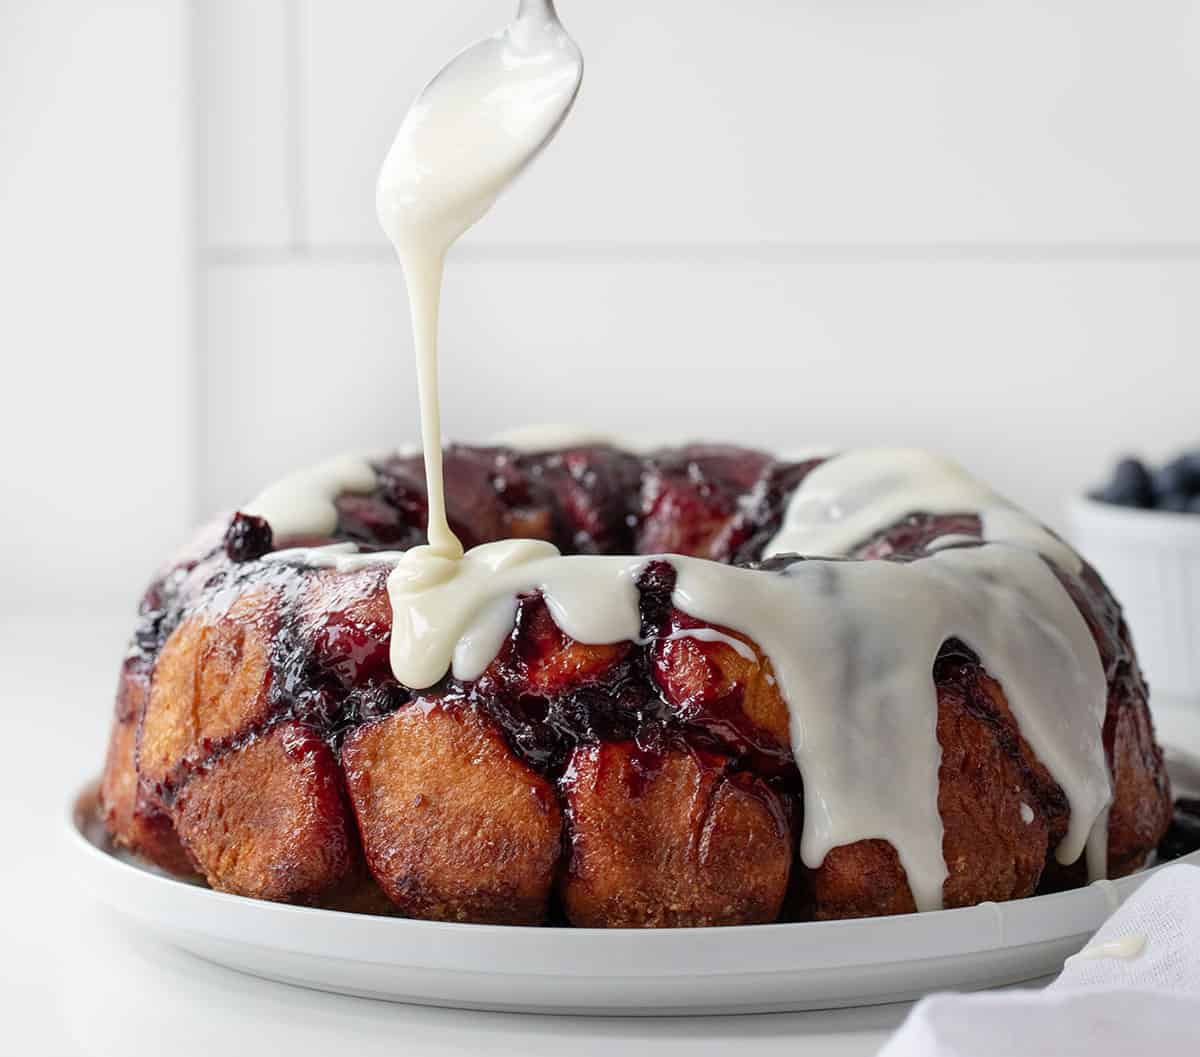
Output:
[1044, 669, 1175, 891]
[1105, 678, 1173, 876]
[1063, 568, 1171, 881]
[138, 588, 279, 800]
[936, 668, 1056, 907]
[802, 840, 919, 919]
[803, 662, 1063, 918]
[650, 611, 792, 772]
[503, 596, 631, 698]
[316, 865, 399, 916]
[341, 699, 562, 924]
[172, 721, 352, 901]
[99, 661, 196, 875]
[560, 741, 792, 927]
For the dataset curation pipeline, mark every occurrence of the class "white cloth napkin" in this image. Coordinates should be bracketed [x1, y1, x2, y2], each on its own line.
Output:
[878, 864, 1200, 1057]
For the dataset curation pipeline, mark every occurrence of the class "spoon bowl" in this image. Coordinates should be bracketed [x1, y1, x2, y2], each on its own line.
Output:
[376, 0, 584, 251]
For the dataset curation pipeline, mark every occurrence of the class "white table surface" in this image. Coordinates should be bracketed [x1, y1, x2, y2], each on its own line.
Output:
[6, 612, 1196, 1056]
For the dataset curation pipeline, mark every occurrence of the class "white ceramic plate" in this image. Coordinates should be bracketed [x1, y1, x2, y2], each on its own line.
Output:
[68, 749, 1200, 1016]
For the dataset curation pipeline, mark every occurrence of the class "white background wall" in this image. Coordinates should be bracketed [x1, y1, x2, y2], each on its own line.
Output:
[4, 1, 1200, 615]
[1, 1, 192, 612]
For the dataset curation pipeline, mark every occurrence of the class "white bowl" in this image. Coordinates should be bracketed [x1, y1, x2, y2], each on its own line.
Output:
[1069, 495, 1200, 710]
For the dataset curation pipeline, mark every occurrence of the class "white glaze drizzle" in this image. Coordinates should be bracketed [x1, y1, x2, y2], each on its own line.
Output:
[262, 541, 404, 575]
[675, 543, 1109, 901]
[376, 0, 581, 561]
[926, 533, 981, 553]
[1069, 933, 1146, 961]
[664, 626, 758, 663]
[243, 455, 377, 542]
[382, 533, 1110, 910]
[388, 539, 644, 688]
[765, 448, 1082, 574]
[1019, 801, 1035, 825]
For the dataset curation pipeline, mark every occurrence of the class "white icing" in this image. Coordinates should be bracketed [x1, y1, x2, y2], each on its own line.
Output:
[765, 448, 1083, 574]
[377, 0, 581, 561]
[674, 544, 1109, 903]
[665, 626, 758, 663]
[1020, 801, 1035, 824]
[1070, 933, 1146, 961]
[243, 455, 377, 541]
[389, 540, 643, 688]
[926, 533, 980, 552]
[385, 535, 1110, 910]
[262, 542, 404, 574]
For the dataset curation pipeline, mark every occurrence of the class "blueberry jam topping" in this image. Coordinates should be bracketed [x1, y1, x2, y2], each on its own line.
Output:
[127, 443, 1166, 856]
[1092, 450, 1200, 512]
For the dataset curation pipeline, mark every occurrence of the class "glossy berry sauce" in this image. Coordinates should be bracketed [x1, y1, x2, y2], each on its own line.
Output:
[127, 443, 1200, 867]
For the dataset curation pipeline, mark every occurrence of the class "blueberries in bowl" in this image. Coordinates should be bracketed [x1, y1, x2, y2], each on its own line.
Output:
[1093, 450, 1200, 513]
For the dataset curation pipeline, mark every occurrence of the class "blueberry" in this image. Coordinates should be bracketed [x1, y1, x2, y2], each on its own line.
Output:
[1095, 457, 1153, 508]
[224, 512, 274, 561]
[1159, 492, 1192, 513]
[1152, 454, 1200, 501]
[1184, 451, 1200, 486]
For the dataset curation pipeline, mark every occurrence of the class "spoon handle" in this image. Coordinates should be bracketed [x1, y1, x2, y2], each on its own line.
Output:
[518, 0, 558, 21]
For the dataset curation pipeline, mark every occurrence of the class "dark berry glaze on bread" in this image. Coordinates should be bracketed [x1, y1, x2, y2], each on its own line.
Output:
[99, 443, 1174, 926]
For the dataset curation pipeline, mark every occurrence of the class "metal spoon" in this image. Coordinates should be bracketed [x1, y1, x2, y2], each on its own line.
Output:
[377, 0, 584, 249]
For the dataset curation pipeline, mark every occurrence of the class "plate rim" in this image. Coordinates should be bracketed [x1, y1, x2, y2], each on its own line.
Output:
[67, 756, 1200, 982]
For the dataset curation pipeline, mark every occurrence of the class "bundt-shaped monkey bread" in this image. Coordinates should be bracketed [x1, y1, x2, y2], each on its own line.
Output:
[99, 441, 1174, 926]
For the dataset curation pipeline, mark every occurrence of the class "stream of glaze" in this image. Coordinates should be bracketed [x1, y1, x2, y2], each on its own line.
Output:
[375, 0, 581, 560]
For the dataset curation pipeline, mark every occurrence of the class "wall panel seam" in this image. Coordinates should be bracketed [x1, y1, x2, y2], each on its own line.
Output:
[199, 241, 1200, 268]
[285, 0, 309, 253]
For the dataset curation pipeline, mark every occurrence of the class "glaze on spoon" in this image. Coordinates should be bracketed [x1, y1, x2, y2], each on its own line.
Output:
[376, 0, 583, 560]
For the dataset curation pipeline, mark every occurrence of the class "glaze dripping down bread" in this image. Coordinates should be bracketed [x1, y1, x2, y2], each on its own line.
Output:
[100, 441, 1173, 926]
